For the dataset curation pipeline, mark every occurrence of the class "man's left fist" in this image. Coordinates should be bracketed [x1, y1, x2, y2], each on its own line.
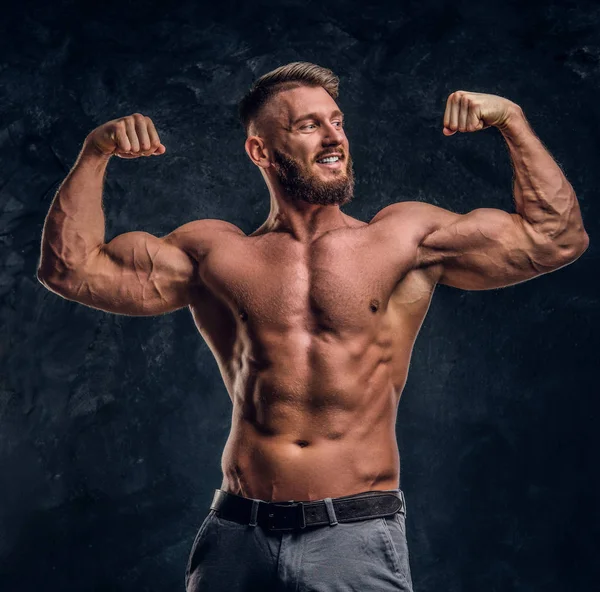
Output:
[442, 91, 518, 136]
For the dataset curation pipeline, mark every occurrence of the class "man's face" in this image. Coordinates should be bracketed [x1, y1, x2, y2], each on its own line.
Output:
[261, 86, 355, 206]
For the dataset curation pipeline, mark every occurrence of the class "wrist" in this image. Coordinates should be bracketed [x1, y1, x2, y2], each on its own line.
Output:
[81, 137, 113, 161]
[497, 104, 530, 143]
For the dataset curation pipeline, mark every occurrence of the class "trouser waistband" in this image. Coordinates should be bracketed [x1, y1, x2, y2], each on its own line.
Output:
[209, 488, 406, 531]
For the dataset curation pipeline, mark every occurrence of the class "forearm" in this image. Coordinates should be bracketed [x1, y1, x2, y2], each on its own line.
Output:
[499, 105, 588, 253]
[38, 140, 112, 280]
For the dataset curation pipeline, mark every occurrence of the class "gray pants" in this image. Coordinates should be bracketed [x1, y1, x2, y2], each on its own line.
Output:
[185, 489, 414, 591]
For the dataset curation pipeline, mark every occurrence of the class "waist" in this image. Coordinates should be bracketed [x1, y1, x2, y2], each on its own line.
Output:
[210, 487, 407, 531]
[220, 427, 401, 502]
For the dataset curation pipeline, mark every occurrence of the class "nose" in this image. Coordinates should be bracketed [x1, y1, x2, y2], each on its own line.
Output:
[321, 121, 345, 146]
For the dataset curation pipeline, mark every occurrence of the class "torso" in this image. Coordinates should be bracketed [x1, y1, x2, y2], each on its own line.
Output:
[187, 205, 440, 502]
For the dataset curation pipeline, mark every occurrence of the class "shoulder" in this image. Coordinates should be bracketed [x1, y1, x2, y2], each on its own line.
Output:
[162, 218, 246, 258]
[169, 218, 245, 237]
[370, 200, 460, 241]
[370, 201, 463, 281]
[371, 200, 458, 227]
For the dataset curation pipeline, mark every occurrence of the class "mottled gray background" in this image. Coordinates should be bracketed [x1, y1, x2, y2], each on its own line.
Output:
[1, 0, 598, 590]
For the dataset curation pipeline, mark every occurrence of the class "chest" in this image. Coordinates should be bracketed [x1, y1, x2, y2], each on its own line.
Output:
[199, 228, 416, 334]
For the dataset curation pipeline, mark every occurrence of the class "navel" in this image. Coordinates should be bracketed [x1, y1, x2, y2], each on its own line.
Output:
[295, 439, 310, 448]
[369, 299, 380, 313]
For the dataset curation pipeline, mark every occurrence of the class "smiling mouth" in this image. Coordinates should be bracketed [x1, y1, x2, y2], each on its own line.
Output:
[315, 156, 344, 169]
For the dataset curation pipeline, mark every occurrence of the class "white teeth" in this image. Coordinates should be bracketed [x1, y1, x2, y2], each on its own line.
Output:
[318, 156, 340, 163]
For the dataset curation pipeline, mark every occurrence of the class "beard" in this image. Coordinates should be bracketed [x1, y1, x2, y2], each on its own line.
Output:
[271, 148, 355, 206]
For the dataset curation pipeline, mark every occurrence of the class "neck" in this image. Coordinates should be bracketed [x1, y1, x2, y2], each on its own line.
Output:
[255, 189, 348, 242]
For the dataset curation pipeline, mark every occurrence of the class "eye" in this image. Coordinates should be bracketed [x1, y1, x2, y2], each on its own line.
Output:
[302, 123, 317, 130]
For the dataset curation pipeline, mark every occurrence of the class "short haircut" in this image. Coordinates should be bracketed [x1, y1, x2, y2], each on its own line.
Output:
[238, 61, 340, 136]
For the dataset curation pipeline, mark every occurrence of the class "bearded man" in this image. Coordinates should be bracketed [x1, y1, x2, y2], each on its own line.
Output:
[37, 62, 589, 591]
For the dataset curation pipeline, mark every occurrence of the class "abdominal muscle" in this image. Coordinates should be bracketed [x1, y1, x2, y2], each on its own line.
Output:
[218, 346, 404, 502]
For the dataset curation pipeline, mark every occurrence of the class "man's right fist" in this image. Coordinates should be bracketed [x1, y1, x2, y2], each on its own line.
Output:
[84, 113, 166, 159]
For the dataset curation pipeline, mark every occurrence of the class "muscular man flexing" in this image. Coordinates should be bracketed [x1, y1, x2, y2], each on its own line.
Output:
[37, 62, 589, 592]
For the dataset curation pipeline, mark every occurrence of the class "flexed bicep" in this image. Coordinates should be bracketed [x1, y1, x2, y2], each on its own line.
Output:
[55, 228, 198, 316]
[417, 205, 576, 290]
[83, 231, 198, 315]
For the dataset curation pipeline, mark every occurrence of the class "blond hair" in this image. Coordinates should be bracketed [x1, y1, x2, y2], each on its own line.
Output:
[238, 62, 339, 136]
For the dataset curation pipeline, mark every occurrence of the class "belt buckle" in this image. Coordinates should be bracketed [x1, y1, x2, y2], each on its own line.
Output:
[266, 501, 306, 531]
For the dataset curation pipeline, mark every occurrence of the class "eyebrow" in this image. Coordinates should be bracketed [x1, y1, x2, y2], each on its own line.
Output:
[291, 109, 344, 125]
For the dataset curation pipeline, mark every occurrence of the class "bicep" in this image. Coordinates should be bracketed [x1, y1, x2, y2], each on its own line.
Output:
[62, 229, 198, 316]
[417, 207, 565, 290]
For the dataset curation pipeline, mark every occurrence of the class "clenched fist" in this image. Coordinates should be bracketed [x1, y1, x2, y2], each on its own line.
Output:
[442, 91, 519, 136]
[84, 113, 166, 159]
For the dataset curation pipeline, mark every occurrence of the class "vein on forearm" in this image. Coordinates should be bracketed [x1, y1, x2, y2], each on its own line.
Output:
[500, 109, 584, 242]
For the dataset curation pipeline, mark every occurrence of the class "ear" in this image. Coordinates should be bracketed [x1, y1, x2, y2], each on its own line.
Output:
[245, 136, 271, 169]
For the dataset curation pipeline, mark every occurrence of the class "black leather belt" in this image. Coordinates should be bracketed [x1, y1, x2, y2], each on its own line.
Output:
[209, 488, 406, 531]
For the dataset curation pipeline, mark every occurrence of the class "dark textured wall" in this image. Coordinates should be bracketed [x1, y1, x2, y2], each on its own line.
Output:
[1, 0, 598, 590]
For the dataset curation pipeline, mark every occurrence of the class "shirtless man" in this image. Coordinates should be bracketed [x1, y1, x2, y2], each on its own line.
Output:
[37, 62, 589, 592]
